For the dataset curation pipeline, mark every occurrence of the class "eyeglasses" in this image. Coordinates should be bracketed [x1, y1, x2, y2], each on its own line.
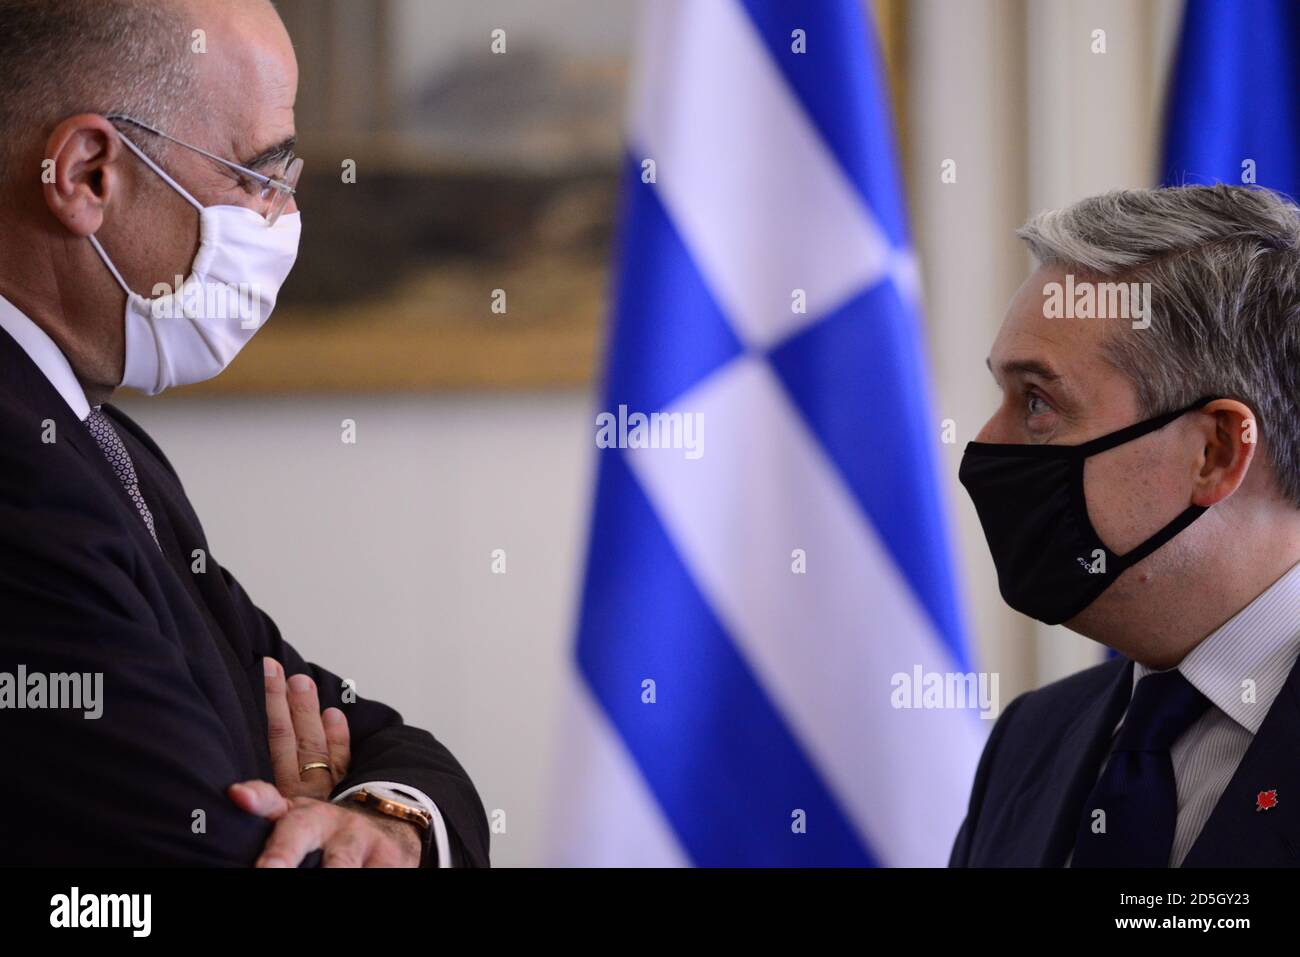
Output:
[105, 113, 303, 225]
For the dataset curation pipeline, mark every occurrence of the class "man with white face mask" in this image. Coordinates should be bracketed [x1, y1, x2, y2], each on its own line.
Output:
[0, 0, 488, 867]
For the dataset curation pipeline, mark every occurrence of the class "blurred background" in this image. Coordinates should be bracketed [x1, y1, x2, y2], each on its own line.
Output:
[115, 0, 1265, 865]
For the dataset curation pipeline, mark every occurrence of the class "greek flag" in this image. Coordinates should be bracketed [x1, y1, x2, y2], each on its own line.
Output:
[1162, 0, 1300, 200]
[552, 0, 984, 867]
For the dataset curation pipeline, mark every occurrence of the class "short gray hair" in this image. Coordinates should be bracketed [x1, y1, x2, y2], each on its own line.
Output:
[1017, 184, 1300, 508]
[0, 0, 199, 183]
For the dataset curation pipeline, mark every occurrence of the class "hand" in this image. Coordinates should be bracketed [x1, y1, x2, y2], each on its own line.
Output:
[228, 780, 423, 867]
[263, 657, 350, 802]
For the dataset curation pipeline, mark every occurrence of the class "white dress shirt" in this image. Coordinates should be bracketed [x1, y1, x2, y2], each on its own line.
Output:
[0, 293, 90, 420]
[1067, 557, 1300, 866]
[0, 293, 451, 866]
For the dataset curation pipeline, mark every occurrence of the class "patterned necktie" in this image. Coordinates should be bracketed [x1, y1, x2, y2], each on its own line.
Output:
[1071, 668, 1212, 867]
[84, 407, 160, 547]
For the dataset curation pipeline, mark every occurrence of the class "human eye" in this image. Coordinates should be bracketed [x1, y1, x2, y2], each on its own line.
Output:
[1024, 386, 1057, 427]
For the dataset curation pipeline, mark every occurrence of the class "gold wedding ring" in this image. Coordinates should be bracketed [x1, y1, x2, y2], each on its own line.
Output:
[299, 761, 330, 775]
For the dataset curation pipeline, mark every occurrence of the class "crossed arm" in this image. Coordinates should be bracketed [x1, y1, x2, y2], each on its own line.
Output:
[0, 499, 489, 867]
[230, 656, 426, 868]
[221, 568, 490, 867]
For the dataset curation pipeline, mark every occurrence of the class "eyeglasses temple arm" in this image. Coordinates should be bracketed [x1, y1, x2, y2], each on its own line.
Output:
[105, 113, 295, 194]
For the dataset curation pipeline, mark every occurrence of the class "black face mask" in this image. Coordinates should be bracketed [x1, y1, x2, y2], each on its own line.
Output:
[958, 396, 1216, 625]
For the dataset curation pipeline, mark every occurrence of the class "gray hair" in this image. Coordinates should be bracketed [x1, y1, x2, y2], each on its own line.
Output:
[1017, 184, 1300, 508]
[0, 0, 200, 184]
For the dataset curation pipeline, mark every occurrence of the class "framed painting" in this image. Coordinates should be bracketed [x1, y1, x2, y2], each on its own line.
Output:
[188, 0, 906, 395]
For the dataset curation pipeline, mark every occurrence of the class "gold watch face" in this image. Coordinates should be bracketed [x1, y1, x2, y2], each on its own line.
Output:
[352, 789, 432, 830]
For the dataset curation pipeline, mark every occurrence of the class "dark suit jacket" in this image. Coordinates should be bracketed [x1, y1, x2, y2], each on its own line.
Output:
[950, 652, 1300, 866]
[0, 326, 489, 866]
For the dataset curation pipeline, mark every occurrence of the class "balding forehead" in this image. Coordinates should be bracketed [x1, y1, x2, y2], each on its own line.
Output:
[182, 0, 297, 139]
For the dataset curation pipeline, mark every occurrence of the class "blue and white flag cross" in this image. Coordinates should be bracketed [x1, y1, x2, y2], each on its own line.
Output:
[552, 0, 986, 867]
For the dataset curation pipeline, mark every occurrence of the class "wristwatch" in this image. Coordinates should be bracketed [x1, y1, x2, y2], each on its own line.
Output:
[347, 784, 435, 865]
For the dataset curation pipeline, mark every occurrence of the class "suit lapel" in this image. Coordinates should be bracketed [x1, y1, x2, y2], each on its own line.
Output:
[1181, 651, 1300, 866]
[14, 359, 171, 566]
[1011, 658, 1134, 865]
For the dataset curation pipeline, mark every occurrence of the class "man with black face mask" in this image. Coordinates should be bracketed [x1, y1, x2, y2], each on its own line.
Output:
[949, 184, 1300, 868]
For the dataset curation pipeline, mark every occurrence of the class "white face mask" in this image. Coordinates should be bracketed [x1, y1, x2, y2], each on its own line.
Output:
[88, 131, 302, 395]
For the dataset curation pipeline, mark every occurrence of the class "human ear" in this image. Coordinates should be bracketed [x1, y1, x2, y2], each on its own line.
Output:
[1190, 398, 1257, 507]
[41, 113, 122, 239]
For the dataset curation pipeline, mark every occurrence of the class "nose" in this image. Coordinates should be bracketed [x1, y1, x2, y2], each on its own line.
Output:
[972, 401, 1017, 444]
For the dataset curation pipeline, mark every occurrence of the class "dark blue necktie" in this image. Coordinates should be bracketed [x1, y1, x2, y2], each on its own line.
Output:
[1071, 669, 1212, 867]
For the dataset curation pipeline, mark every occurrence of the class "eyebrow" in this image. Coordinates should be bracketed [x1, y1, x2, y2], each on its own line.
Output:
[241, 135, 297, 171]
[985, 356, 1064, 382]
[987, 356, 1083, 413]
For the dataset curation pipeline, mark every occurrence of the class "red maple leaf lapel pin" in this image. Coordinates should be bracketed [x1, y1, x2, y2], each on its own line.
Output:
[1256, 789, 1279, 812]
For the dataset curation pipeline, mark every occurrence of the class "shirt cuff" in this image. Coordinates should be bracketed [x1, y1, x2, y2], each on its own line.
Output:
[332, 781, 452, 868]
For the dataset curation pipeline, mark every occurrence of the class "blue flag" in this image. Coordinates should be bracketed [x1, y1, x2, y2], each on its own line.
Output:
[1162, 0, 1300, 199]
[553, 0, 984, 867]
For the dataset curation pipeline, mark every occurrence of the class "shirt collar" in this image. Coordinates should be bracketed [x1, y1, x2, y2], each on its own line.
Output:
[0, 293, 91, 421]
[1134, 558, 1300, 734]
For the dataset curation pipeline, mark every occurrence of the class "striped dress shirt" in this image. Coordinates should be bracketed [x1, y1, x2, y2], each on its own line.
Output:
[1067, 557, 1300, 867]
